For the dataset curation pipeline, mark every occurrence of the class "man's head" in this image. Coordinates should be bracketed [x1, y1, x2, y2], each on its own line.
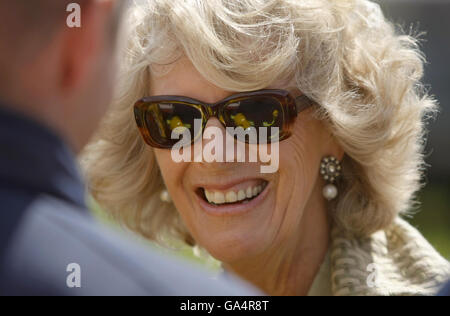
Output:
[0, 0, 123, 153]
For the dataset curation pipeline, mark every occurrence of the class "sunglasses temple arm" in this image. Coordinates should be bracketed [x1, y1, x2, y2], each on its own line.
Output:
[295, 95, 314, 113]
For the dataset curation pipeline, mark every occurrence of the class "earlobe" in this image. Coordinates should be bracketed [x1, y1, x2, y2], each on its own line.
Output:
[334, 143, 345, 161]
[323, 131, 345, 162]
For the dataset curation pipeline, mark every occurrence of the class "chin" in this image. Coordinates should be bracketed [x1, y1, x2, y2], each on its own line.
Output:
[196, 227, 272, 263]
[174, 167, 281, 263]
[184, 187, 278, 263]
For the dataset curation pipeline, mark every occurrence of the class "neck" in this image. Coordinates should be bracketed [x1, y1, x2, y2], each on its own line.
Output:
[0, 96, 80, 154]
[0, 105, 86, 208]
[223, 180, 330, 296]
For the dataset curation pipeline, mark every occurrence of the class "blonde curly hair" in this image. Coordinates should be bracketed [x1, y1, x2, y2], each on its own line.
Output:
[83, 0, 437, 244]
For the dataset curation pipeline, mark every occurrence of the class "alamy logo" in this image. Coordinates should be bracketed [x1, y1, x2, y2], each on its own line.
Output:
[66, 3, 81, 28]
[366, 263, 378, 288]
[170, 120, 280, 174]
[66, 263, 81, 288]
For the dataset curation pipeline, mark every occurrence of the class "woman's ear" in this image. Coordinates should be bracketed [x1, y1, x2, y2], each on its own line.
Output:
[323, 129, 345, 161]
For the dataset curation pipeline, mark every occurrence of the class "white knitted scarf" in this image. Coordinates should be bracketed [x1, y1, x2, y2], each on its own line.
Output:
[309, 217, 450, 296]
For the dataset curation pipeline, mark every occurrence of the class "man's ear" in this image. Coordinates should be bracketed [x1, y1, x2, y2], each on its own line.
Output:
[59, 0, 115, 94]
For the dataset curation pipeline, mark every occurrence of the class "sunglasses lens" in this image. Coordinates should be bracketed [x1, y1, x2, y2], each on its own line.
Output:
[142, 102, 202, 148]
[223, 96, 284, 144]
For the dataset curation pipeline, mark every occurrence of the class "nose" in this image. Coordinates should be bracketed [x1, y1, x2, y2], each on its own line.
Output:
[197, 118, 227, 164]
[196, 117, 251, 167]
[204, 117, 225, 132]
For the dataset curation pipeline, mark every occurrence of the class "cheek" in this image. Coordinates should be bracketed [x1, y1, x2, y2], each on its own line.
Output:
[154, 149, 186, 190]
[274, 117, 324, 233]
[283, 113, 325, 182]
[154, 150, 195, 219]
[279, 132, 316, 199]
[274, 139, 310, 235]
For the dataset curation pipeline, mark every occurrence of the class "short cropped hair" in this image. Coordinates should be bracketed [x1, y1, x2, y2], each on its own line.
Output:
[0, 0, 88, 88]
[0, 0, 88, 48]
[84, 0, 437, 244]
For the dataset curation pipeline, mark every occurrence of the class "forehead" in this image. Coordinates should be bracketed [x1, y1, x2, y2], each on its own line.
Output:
[149, 57, 297, 103]
[149, 58, 232, 104]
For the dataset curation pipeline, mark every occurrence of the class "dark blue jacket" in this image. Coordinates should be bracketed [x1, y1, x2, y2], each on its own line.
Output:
[0, 106, 256, 296]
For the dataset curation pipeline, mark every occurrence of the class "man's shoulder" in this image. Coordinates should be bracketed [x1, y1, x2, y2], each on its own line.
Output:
[438, 281, 450, 296]
[0, 194, 257, 296]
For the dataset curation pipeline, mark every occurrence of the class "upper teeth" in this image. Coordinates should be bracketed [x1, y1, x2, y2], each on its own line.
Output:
[205, 184, 264, 205]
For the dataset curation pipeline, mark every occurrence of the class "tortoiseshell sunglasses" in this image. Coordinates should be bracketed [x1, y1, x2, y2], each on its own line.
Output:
[134, 89, 314, 149]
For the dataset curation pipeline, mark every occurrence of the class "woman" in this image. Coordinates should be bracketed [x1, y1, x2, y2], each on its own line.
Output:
[84, 0, 450, 295]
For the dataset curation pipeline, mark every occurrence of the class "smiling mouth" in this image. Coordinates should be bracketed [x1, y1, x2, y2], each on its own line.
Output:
[197, 180, 269, 206]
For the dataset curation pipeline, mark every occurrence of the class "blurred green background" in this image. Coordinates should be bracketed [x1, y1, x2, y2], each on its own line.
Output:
[407, 180, 450, 259]
[374, 0, 450, 260]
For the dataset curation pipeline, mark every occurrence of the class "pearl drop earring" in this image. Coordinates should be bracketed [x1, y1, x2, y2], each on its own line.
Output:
[320, 156, 342, 201]
[160, 189, 172, 203]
